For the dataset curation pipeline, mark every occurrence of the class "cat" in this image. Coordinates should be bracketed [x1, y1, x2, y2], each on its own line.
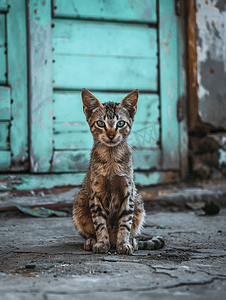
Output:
[73, 89, 164, 254]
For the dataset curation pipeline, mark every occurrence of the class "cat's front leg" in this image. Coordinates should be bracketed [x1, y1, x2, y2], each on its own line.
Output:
[117, 191, 134, 255]
[90, 192, 110, 254]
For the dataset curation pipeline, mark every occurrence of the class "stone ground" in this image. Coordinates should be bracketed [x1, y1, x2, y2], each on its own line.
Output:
[0, 201, 226, 299]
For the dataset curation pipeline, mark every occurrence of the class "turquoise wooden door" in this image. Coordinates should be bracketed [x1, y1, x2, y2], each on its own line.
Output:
[28, 0, 187, 186]
[0, 0, 28, 172]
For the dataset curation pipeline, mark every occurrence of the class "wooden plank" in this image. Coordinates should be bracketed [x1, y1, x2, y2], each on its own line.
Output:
[0, 151, 10, 170]
[28, 0, 53, 172]
[53, 55, 158, 91]
[0, 122, 9, 150]
[7, 0, 28, 170]
[53, 92, 159, 122]
[133, 149, 159, 170]
[53, 20, 157, 57]
[53, 91, 160, 149]
[53, 124, 93, 150]
[0, 173, 85, 190]
[0, 187, 79, 210]
[159, 1, 179, 169]
[51, 148, 160, 173]
[0, 170, 179, 190]
[53, 123, 159, 151]
[135, 171, 179, 186]
[0, 14, 6, 83]
[0, 0, 8, 11]
[51, 150, 90, 172]
[54, 0, 157, 23]
[53, 91, 87, 123]
[0, 86, 10, 120]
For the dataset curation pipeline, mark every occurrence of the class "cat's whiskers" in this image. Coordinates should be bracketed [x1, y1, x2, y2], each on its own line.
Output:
[79, 137, 97, 162]
[91, 140, 102, 157]
[127, 142, 139, 162]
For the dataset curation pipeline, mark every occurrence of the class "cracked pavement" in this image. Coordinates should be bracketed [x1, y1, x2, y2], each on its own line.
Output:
[0, 208, 226, 299]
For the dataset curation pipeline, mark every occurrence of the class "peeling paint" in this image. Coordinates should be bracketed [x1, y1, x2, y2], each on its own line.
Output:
[199, 51, 226, 128]
[160, 39, 171, 55]
[214, 0, 226, 13]
[11, 145, 28, 170]
[167, 82, 173, 100]
[30, 147, 39, 173]
[14, 81, 20, 87]
[196, 0, 226, 129]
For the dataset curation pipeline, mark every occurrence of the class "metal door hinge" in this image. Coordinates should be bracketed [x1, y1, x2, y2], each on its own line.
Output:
[177, 98, 184, 123]
[175, 0, 181, 16]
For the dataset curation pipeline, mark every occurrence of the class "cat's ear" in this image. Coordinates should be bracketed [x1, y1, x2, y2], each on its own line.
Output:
[81, 89, 103, 119]
[119, 90, 139, 119]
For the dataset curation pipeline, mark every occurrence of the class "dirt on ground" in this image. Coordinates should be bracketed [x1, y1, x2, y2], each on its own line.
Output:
[0, 205, 226, 299]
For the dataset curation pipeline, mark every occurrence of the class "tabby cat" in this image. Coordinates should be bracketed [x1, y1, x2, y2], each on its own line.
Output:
[73, 89, 164, 254]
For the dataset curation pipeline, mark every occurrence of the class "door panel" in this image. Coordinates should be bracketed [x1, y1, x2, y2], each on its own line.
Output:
[0, 0, 28, 172]
[54, 0, 157, 23]
[53, 92, 159, 125]
[0, 0, 187, 186]
[0, 14, 6, 83]
[52, 19, 158, 90]
[53, 56, 158, 91]
[0, 87, 10, 119]
[52, 20, 157, 57]
[28, 0, 186, 185]
[51, 91, 160, 172]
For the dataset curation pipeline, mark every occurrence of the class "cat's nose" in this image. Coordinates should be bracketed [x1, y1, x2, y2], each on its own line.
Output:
[108, 134, 115, 140]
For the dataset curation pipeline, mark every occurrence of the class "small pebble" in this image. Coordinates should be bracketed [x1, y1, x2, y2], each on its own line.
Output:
[25, 264, 36, 269]
[157, 225, 165, 229]
[108, 251, 111, 255]
[202, 202, 220, 215]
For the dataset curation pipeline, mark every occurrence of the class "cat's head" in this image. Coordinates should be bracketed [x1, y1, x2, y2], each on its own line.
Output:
[82, 89, 139, 147]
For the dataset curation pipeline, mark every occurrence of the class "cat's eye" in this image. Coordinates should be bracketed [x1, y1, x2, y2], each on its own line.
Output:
[96, 120, 105, 127]
[117, 120, 125, 128]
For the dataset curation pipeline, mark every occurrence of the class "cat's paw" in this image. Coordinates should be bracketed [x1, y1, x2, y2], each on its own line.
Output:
[84, 238, 96, 251]
[117, 242, 133, 255]
[130, 237, 138, 251]
[92, 242, 110, 254]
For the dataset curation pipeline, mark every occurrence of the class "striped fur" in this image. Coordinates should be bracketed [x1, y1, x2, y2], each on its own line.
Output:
[73, 89, 164, 254]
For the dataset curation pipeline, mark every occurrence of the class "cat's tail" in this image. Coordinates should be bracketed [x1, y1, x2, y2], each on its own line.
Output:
[137, 236, 165, 250]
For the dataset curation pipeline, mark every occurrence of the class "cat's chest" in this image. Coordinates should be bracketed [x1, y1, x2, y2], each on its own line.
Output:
[97, 174, 132, 208]
[95, 153, 132, 177]
[102, 160, 122, 176]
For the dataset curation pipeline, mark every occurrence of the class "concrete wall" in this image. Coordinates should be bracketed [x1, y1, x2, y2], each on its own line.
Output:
[190, 0, 226, 179]
[196, 0, 226, 130]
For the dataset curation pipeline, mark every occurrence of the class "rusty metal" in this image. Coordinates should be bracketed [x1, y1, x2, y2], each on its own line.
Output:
[186, 0, 199, 131]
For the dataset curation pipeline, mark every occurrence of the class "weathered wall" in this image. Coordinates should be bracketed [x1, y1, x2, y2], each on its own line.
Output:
[189, 0, 226, 179]
[196, 0, 226, 130]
